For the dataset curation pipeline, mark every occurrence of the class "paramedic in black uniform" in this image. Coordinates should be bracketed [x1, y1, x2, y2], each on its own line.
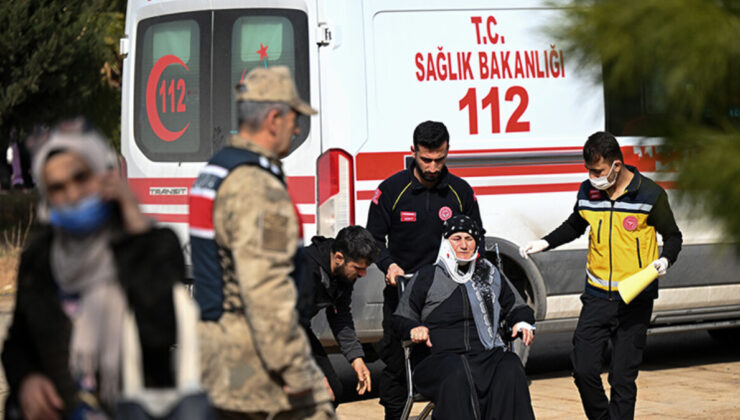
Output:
[366, 120, 482, 420]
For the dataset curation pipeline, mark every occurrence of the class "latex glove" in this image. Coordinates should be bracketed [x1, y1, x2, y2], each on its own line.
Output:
[512, 322, 535, 346]
[519, 239, 549, 259]
[652, 257, 669, 276]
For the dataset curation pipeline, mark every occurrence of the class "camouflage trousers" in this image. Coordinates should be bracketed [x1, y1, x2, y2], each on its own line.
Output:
[214, 402, 336, 420]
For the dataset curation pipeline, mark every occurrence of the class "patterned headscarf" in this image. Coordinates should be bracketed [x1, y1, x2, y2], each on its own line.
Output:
[442, 214, 485, 250]
[436, 215, 486, 284]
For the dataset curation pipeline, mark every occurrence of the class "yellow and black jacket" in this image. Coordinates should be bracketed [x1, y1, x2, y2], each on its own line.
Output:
[544, 166, 682, 300]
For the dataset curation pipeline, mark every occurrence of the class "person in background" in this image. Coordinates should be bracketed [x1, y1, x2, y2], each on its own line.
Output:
[296, 225, 379, 405]
[2, 120, 183, 419]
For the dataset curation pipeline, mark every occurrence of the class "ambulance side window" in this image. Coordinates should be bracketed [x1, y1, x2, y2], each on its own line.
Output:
[211, 9, 310, 156]
[134, 13, 211, 162]
[603, 69, 667, 137]
[230, 16, 297, 131]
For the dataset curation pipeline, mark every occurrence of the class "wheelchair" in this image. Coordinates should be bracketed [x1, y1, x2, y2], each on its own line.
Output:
[396, 265, 524, 420]
[398, 275, 434, 420]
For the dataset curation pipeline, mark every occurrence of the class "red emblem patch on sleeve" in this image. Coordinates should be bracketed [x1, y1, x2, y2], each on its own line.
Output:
[438, 206, 453, 221]
[589, 189, 601, 200]
[371, 188, 382, 205]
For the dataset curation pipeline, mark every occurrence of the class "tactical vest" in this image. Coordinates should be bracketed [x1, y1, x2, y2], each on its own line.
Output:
[188, 146, 303, 320]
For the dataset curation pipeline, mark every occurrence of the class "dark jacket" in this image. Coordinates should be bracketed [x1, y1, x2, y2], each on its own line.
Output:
[394, 260, 534, 355]
[297, 236, 364, 362]
[1, 226, 183, 417]
[366, 163, 482, 275]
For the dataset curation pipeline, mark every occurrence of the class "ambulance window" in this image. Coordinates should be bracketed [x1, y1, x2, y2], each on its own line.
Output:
[236, 17, 293, 65]
[134, 13, 211, 161]
[213, 9, 310, 155]
[603, 76, 667, 137]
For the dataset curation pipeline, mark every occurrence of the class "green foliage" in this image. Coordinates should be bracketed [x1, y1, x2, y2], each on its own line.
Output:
[551, 0, 740, 243]
[0, 1, 125, 149]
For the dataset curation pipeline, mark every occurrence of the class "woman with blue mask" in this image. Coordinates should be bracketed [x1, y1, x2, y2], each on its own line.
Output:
[394, 215, 536, 420]
[2, 121, 186, 419]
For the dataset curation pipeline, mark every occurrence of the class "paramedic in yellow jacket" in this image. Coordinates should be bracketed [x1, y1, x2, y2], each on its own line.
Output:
[519, 131, 682, 420]
[192, 66, 333, 419]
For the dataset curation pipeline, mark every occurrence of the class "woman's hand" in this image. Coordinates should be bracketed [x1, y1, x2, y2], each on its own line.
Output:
[410, 326, 432, 347]
[19, 374, 63, 420]
[100, 171, 151, 234]
[512, 322, 535, 346]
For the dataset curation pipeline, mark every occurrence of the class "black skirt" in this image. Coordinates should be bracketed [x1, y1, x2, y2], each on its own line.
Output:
[413, 347, 534, 420]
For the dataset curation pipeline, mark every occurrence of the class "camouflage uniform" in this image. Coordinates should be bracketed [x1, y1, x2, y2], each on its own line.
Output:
[199, 134, 332, 419]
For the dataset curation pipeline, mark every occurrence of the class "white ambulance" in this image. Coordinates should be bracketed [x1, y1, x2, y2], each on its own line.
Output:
[120, 0, 740, 355]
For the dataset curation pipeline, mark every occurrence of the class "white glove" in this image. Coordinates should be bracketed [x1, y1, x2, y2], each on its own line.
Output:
[518, 239, 549, 259]
[652, 257, 669, 276]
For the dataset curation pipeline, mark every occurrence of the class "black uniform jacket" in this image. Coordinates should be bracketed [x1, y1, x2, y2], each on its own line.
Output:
[297, 236, 364, 362]
[366, 162, 482, 275]
[1, 226, 183, 416]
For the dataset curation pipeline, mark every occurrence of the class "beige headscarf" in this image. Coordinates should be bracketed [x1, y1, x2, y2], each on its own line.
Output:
[32, 125, 127, 404]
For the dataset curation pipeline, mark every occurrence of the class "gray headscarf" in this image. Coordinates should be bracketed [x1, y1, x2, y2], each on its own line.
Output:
[32, 124, 119, 221]
[32, 126, 127, 404]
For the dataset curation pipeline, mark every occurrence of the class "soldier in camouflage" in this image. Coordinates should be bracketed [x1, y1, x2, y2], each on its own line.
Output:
[195, 66, 333, 419]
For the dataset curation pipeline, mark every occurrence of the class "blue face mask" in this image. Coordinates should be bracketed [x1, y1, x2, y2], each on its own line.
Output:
[49, 195, 113, 236]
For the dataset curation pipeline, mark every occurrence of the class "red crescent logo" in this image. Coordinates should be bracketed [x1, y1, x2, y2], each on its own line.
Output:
[146, 55, 190, 142]
[623, 216, 638, 231]
[439, 206, 453, 221]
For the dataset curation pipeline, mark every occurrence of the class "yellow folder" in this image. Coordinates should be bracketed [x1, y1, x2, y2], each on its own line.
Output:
[618, 265, 659, 304]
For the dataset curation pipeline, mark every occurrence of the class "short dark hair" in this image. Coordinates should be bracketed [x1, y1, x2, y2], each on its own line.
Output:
[331, 226, 379, 264]
[583, 131, 623, 165]
[413, 121, 449, 150]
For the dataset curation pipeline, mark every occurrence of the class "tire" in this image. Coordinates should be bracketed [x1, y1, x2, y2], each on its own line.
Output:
[511, 338, 531, 366]
[707, 327, 740, 345]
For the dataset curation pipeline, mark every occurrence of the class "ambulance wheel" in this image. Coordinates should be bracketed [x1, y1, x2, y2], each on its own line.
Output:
[511, 337, 531, 366]
[485, 239, 542, 367]
[500, 255, 533, 366]
[708, 327, 740, 345]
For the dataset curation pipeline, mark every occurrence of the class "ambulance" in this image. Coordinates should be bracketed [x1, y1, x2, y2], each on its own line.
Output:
[120, 0, 740, 358]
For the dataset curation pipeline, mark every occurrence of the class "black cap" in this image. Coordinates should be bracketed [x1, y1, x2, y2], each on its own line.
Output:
[443, 215, 485, 250]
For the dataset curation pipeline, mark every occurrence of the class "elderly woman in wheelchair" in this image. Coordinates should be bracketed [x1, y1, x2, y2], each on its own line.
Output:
[393, 215, 535, 420]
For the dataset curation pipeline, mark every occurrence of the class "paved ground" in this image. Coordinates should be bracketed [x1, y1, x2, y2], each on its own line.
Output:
[0, 295, 737, 419]
[338, 331, 740, 419]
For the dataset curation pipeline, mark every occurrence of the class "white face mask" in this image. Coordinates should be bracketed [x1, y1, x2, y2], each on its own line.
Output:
[589, 161, 617, 190]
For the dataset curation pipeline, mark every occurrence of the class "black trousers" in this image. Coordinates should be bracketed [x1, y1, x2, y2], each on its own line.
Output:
[571, 293, 653, 420]
[304, 326, 343, 406]
[379, 286, 406, 420]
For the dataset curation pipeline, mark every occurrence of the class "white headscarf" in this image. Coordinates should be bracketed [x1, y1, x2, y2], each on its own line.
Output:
[435, 238, 478, 284]
[31, 124, 118, 221]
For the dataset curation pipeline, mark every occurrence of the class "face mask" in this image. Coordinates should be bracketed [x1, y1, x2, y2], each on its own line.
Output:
[49, 194, 113, 236]
[589, 161, 617, 190]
